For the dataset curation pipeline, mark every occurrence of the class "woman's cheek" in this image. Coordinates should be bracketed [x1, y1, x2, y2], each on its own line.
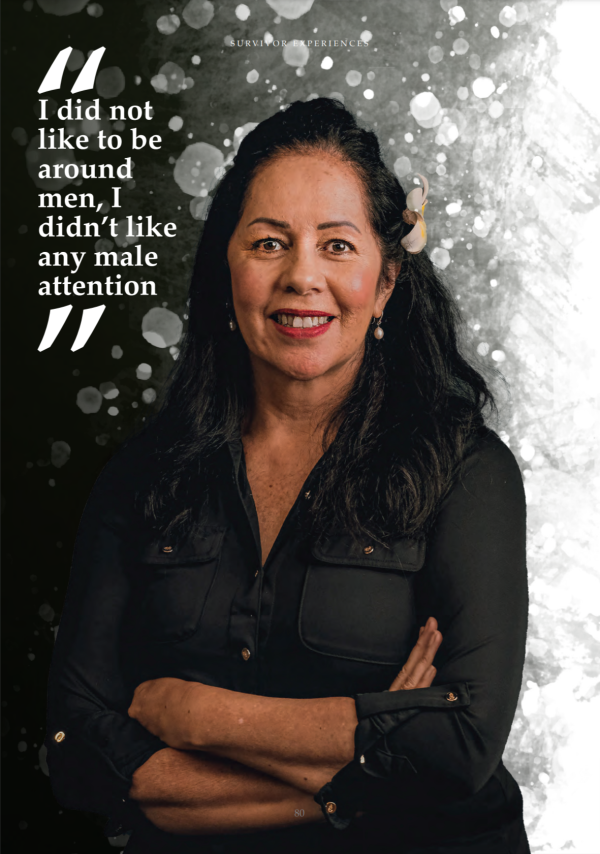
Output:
[232, 264, 275, 313]
[332, 268, 379, 315]
[335, 298, 376, 330]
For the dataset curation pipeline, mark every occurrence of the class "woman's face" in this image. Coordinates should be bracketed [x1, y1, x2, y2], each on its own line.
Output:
[226, 152, 397, 383]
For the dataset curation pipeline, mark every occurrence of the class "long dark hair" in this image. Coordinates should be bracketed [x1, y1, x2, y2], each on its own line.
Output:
[138, 98, 494, 545]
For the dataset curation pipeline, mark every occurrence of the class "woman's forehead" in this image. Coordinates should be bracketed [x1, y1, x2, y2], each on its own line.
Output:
[242, 152, 371, 228]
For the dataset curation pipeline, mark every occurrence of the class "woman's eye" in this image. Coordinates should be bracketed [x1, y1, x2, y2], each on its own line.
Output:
[329, 240, 353, 254]
[255, 238, 283, 251]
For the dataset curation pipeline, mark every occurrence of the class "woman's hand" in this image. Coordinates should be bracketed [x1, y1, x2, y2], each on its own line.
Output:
[388, 616, 442, 691]
[128, 676, 202, 750]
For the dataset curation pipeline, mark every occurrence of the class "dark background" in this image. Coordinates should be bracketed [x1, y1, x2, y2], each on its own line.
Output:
[2, 3, 178, 849]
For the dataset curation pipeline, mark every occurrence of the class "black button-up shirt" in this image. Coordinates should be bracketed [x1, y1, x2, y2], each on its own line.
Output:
[44, 427, 530, 853]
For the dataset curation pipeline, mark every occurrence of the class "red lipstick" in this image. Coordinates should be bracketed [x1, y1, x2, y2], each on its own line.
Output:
[269, 308, 335, 339]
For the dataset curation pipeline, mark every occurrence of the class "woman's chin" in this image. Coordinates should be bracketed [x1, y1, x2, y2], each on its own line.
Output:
[271, 354, 338, 383]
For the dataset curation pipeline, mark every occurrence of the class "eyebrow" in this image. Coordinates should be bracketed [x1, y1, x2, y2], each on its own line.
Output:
[247, 217, 290, 229]
[247, 217, 361, 234]
[317, 220, 361, 234]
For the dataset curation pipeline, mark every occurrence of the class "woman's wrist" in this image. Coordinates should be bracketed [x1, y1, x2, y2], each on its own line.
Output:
[184, 682, 235, 750]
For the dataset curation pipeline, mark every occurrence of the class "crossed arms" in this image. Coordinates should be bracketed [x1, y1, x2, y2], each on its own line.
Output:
[127, 621, 441, 834]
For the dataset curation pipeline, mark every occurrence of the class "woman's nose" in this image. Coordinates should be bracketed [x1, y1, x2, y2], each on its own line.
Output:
[279, 245, 323, 294]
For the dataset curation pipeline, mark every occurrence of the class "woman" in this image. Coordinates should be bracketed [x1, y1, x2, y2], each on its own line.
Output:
[45, 98, 529, 853]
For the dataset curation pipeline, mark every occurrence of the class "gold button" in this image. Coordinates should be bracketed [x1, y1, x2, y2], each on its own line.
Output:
[363, 545, 374, 555]
[161, 546, 173, 553]
[241, 647, 251, 661]
[325, 801, 337, 814]
[254, 569, 259, 577]
[359, 754, 365, 764]
[304, 490, 311, 499]
[445, 692, 458, 702]
[54, 731, 66, 743]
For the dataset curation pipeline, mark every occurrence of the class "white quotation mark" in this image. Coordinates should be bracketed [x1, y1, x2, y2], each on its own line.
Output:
[38, 46, 106, 94]
[37, 48, 108, 352]
[38, 305, 106, 352]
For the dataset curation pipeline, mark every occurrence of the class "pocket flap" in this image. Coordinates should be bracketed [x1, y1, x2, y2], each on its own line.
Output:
[311, 533, 425, 571]
[140, 526, 227, 565]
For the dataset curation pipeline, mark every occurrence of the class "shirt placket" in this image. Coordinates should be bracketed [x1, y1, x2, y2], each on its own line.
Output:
[225, 438, 262, 688]
[225, 438, 318, 692]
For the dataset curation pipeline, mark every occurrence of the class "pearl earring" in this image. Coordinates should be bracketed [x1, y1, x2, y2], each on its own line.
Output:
[373, 313, 384, 340]
[225, 299, 237, 331]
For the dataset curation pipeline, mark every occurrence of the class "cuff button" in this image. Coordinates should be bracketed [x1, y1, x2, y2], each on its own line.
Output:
[445, 692, 458, 702]
[325, 802, 337, 814]
[54, 731, 66, 742]
[363, 545, 374, 555]
[359, 754, 366, 763]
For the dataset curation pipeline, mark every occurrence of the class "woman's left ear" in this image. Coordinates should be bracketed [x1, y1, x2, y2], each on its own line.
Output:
[382, 261, 401, 290]
[377, 262, 400, 309]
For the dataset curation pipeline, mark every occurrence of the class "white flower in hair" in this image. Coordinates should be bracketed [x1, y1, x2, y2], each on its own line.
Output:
[400, 173, 429, 255]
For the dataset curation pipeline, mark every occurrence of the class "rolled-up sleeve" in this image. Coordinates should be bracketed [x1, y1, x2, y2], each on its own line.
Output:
[44, 441, 167, 835]
[315, 434, 528, 826]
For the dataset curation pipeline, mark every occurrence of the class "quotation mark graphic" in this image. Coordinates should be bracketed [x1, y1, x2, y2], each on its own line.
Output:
[37, 48, 107, 352]
[38, 46, 106, 94]
[38, 305, 106, 352]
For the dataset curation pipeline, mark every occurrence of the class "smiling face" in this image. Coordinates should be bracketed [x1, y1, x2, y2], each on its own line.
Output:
[226, 151, 397, 383]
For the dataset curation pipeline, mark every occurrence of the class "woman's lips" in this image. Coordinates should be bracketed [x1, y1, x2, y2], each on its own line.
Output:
[269, 314, 334, 338]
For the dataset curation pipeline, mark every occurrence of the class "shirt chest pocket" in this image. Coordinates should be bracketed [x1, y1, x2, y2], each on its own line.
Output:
[137, 527, 226, 644]
[298, 535, 425, 666]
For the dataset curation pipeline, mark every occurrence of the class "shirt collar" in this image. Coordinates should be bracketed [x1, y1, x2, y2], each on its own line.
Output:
[225, 429, 246, 490]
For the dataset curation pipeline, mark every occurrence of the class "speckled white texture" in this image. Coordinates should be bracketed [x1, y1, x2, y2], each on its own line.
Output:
[497, 4, 600, 848]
